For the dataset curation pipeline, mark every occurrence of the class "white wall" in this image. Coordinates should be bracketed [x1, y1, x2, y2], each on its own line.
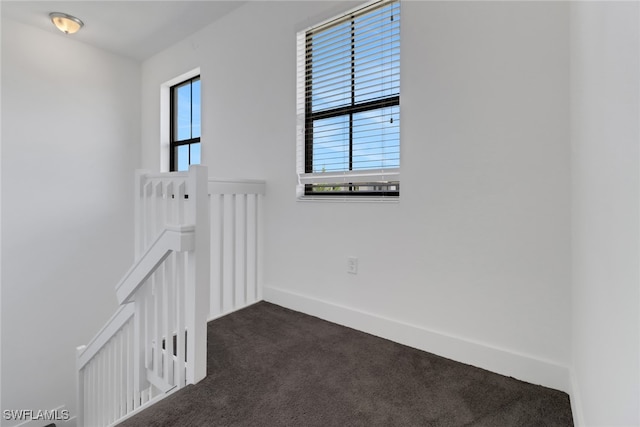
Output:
[1, 19, 140, 425]
[142, 1, 572, 392]
[570, 2, 640, 426]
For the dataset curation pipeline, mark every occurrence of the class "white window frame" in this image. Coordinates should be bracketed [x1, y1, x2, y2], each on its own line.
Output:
[296, 0, 401, 201]
[160, 67, 201, 173]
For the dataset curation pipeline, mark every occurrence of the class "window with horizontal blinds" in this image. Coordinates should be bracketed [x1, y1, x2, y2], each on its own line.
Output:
[296, 0, 400, 198]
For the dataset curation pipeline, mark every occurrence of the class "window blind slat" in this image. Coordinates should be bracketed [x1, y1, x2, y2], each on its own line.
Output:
[307, 20, 399, 58]
[307, 28, 399, 73]
[307, 55, 400, 92]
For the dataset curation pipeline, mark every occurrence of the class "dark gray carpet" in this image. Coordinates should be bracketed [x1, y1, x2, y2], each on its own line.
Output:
[119, 302, 573, 426]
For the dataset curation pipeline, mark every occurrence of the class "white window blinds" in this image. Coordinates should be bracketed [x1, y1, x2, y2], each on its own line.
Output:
[296, 0, 401, 198]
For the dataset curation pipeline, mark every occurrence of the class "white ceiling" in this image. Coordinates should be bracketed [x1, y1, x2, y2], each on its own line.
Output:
[1, 1, 246, 61]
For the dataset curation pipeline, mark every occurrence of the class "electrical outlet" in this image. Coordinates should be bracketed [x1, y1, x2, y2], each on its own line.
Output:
[347, 257, 358, 274]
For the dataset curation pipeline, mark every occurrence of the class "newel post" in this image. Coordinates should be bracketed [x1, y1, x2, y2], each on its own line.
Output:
[185, 165, 210, 384]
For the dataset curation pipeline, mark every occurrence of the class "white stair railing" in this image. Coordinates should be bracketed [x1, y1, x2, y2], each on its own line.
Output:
[208, 178, 265, 319]
[76, 304, 135, 426]
[74, 168, 266, 427]
[76, 165, 210, 427]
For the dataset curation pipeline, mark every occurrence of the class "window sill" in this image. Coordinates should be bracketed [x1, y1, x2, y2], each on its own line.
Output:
[296, 195, 400, 204]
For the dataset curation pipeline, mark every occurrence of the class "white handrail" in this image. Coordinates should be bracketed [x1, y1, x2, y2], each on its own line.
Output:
[208, 178, 265, 197]
[77, 303, 135, 370]
[115, 225, 195, 305]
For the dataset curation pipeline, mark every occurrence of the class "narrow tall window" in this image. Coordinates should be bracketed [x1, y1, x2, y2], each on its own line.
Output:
[297, 0, 400, 197]
[170, 76, 201, 172]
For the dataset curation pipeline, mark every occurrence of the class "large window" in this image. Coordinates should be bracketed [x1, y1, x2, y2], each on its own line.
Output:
[297, 0, 400, 198]
[170, 76, 201, 172]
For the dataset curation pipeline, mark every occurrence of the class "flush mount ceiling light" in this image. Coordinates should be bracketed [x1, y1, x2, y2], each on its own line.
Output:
[49, 12, 84, 34]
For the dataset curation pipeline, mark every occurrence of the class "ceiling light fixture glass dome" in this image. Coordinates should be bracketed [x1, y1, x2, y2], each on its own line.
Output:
[49, 12, 84, 34]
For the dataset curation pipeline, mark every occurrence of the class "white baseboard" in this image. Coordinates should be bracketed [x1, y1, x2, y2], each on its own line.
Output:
[264, 286, 572, 394]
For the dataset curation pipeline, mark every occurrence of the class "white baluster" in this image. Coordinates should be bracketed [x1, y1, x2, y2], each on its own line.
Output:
[246, 194, 258, 304]
[209, 194, 224, 319]
[165, 253, 175, 385]
[237, 193, 248, 307]
[176, 251, 186, 387]
[257, 193, 264, 302]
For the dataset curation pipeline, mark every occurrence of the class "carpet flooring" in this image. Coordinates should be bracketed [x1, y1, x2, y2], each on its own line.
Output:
[118, 302, 573, 426]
